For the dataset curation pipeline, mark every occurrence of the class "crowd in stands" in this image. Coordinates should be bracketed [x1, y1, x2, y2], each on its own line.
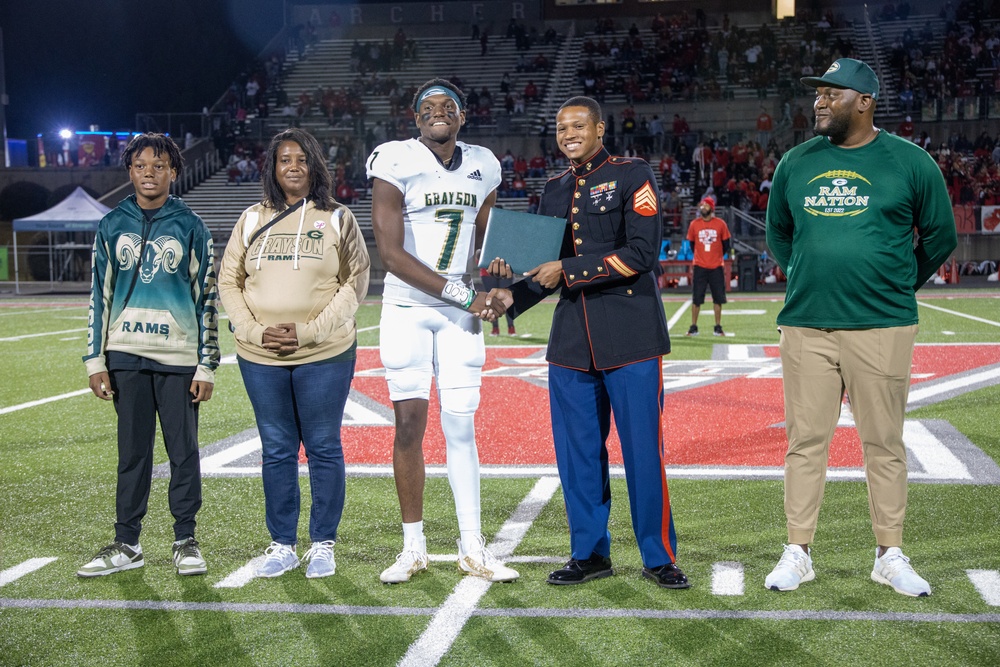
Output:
[494, 18, 561, 51]
[576, 9, 857, 107]
[931, 129, 1000, 205]
[343, 24, 552, 131]
[273, 82, 367, 129]
[350, 30, 419, 74]
[224, 133, 365, 206]
[888, 1, 1000, 115]
[36, 4, 1000, 229]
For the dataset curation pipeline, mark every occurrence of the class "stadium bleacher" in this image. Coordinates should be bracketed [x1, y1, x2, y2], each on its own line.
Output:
[170, 6, 1000, 266]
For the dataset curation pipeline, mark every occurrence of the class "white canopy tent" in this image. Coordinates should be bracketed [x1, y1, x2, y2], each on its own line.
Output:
[12, 187, 111, 294]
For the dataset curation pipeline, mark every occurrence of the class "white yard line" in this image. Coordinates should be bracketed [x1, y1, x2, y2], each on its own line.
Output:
[2, 597, 999, 624]
[711, 561, 745, 596]
[0, 307, 82, 317]
[907, 368, 1000, 405]
[214, 556, 267, 589]
[967, 570, 1000, 606]
[903, 421, 971, 480]
[0, 328, 87, 342]
[725, 345, 752, 361]
[918, 301, 1000, 327]
[0, 558, 58, 587]
[397, 476, 561, 667]
[203, 461, 969, 483]
[0, 389, 91, 416]
[667, 299, 692, 331]
[200, 437, 263, 474]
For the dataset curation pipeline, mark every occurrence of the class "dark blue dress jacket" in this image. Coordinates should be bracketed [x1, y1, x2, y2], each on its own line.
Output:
[509, 147, 671, 370]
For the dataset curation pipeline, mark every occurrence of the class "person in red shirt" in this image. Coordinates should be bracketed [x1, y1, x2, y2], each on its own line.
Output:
[730, 140, 749, 178]
[658, 154, 676, 184]
[523, 81, 538, 103]
[671, 114, 689, 151]
[528, 154, 547, 177]
[510, 172, 527, 197]
[685, 196, 731, 336]
[756, 108, 773, 147]
[713, 164, 727, 190]
[336, 180, 356, 205]
[897, 115, 915, 142]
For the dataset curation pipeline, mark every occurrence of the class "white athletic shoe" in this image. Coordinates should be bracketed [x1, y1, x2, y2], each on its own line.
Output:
[841, 393, 853, 420]
[256, 542, 299, 578]
[303, 540, 336, 579]
[77, 542, 144, 577]
[380, 546, 429, 583]
[172, 537, 207, 576]
[765, 544, 815, 591]
[871, 547, 931, 597]
[457, 535, 519, 583]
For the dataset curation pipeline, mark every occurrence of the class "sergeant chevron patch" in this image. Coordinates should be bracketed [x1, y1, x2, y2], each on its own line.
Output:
[633, 181, 658, 216]
[607, 254, 636, 277]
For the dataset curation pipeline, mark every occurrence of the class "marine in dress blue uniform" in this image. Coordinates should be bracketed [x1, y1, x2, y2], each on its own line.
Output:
[500, 97, 688, 588]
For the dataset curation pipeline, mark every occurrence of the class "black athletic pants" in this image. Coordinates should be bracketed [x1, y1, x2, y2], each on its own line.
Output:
[109, 369, 201, 544]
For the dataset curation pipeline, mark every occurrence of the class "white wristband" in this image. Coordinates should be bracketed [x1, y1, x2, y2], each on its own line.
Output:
[441, 280, 476, 309]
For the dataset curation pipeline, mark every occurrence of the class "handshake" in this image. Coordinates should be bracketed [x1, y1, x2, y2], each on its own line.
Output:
[463, 257, 565, 322]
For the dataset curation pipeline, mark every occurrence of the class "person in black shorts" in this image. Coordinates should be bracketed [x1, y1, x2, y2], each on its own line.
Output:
[685, 196, 730, 336]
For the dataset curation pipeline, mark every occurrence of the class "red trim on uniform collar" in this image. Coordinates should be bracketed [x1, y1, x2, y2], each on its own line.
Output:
[571, 148, 610, 176]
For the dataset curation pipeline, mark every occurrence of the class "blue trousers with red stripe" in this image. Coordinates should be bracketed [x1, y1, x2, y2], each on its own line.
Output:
[548, 358, 678, 568]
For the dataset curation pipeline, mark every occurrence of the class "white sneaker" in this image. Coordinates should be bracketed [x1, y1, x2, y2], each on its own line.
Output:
[77, 542, 144, 577]
[871, 547, 931, 597]
[256, 542, 299, 578]
[380, 546, 429, 584]
[765, 544, 815, 591]
[457, 536, 519, 583]
[303, 540, 336, 579]
[841, 393, 853, 419]
[172, 537, 207, 576]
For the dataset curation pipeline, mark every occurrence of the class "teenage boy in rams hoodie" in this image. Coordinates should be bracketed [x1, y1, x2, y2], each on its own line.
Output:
[80, 133, 220, 577]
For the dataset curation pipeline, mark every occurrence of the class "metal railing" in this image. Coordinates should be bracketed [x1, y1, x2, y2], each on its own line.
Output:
[133, 112, 230, 140]
[171, 150, 222, 197]
[730, 207, 767, 234]
[99, 139, 221, 206]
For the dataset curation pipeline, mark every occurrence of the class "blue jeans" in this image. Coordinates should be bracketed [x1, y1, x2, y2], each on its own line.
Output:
[237, 356, 355, 545]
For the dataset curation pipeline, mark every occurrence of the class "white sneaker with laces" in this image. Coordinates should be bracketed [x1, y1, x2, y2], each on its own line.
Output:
[303, 540, 336, 579]
[172, 537, 207, 576]
[256, 542, 299, 578]
[77, 542, 144, 577]
[380, 545, 429, 584]
[457, 535, 519, 583]
[871, 547, 931, 597]
[764, 544, 815, 591]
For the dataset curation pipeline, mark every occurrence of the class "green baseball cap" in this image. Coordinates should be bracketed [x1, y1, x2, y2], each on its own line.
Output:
[801, 58, 880, 99]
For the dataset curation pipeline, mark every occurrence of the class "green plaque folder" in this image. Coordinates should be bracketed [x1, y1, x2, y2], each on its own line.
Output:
[477, 208, 567, 275]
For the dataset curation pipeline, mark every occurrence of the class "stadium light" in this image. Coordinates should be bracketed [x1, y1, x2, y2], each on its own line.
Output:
[775, 0, 795, 20]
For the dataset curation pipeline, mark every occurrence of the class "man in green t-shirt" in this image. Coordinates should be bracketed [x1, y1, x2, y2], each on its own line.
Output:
[764, 58, 957, 597]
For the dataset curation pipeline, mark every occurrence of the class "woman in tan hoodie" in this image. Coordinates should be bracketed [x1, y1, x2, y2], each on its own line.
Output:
[219, 128, 370, 580]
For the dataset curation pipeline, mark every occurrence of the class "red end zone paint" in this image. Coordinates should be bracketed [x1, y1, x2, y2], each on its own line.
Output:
[343, 345, 1000, 468]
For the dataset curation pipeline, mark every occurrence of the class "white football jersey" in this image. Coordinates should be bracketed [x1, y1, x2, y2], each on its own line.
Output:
[367, 138, 501, 306]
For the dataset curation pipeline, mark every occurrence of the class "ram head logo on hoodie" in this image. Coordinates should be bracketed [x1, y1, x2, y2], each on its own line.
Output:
[116, 233, 184, 283]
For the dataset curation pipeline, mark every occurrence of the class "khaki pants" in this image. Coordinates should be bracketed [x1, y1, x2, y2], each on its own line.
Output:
[778, 325, 917, 546]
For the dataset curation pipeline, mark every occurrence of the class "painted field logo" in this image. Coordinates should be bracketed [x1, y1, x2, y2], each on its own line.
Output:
[803, 170, 871, 217]
[194, 344, 1000, 486]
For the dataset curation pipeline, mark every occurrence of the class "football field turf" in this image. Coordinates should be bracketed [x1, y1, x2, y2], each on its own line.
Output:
[1, 290, 999, 666]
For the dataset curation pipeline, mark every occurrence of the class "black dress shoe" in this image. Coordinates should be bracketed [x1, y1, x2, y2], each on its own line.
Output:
[546, 553, 614, 585]
[642, 563, 691, 589]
